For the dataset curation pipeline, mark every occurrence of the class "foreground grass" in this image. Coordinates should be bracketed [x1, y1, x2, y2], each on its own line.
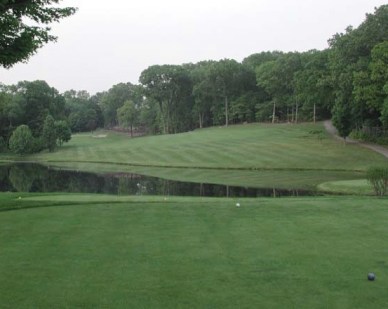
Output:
[1, 193, 387, 308]
[26, 122, 387, 171]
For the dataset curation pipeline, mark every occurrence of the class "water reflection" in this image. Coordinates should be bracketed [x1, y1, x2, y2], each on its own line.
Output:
[0, 163, 318, 197]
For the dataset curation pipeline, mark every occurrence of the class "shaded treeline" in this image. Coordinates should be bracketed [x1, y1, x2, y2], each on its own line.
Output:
[1, 5, 387, 152]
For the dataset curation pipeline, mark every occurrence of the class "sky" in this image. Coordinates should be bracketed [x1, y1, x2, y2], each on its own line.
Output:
[0, 0, 387, 94]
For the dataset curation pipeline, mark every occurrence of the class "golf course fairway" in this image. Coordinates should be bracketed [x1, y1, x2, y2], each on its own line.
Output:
[0, 193, 387, 308]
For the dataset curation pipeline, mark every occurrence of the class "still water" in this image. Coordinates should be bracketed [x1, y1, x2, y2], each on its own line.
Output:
[0, 163, 317, 197]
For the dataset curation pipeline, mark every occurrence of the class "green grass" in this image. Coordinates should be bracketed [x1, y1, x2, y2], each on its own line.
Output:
[26, 122, 387, 171]
[1, 193, 388, 308]
[50, 162, 365, 190]
[2, 122, 386, 190]
[318, 179, 374, 195]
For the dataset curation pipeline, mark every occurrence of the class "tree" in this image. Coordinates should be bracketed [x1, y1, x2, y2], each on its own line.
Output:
[191, 61, 217, 128]
[9, 80, 65, 136]
[212, 59, 245, 127]
[55, 120, 71, 146]
[329, 5, 388, 132]
[242, 51, 283, 70]
[8, 124, 33, 154]
[0, 0, 77, 68]
[117, 100, 138, 137]
[294, 49, 333, 122]
[42, 115, 56, 152]
[140, 65, 194, 134]
[138, 97, 160, 134]
[255, 52, 303, 123]
[332, 101, 353, 139]
[64, 90, 101, 132]
[100, 83, 139, 127]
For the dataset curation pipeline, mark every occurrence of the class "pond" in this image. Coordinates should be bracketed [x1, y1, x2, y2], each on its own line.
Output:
[0, 163, 318, 197]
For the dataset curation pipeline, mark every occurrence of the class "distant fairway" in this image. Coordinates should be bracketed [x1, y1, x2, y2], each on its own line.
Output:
[28, 122, 387, 171]
[0, 193, 387, 308]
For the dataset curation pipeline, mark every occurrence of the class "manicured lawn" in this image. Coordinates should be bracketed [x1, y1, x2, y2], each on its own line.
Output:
[27, 122, 387, 171]
[318, 179, 374, 195]
[0, 193, 387, 308]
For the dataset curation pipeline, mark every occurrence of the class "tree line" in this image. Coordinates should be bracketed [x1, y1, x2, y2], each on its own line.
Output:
[1, 5, 387, 154]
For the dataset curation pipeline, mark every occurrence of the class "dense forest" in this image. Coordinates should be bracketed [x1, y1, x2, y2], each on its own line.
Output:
[1, 5, 387, 154]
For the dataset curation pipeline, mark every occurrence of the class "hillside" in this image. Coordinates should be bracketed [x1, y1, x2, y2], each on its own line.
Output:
[29, 122, 386, 171]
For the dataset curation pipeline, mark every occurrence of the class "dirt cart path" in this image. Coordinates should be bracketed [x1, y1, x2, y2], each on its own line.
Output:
[323, 120, 388, 159]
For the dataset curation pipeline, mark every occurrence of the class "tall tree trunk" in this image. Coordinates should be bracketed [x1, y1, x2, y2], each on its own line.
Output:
[295, 102, 299, 123]
[199, 113, 203, 129]
[158, 100, 167, 134]
[313, 103, 316, 124]
[130, 124, 133, 137]
[272, 101, 276, 124]
[287, 107, 290, 122]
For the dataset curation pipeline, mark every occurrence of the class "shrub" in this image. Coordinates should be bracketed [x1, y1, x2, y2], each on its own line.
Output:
[366, 166, 388, 196]
[8, 125, 34, 155]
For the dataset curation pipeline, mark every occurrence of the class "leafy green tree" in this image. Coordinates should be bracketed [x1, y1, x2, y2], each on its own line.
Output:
[255, 53, 302, 123]
[0, 0, 77, 68]
[140, 65, 193, 134]
[100, 83, 139, 127]
[332, 102, 353, 139]
[55, 120, 71, 146]
[42, 115, 57, 152]
[117, 100, 138, 137]
[138, 98, 160, 134]
[212, 59, 246, 126]
[230, 91, 266, 123]
[242, 51, 284, 71]
[8, 124, 33, 154]
[64, 90, 101, 132]
[191, 61, 217, 128]
[329, 5, 388, 132]
[8, 80, 65, 136]
[294, 49, 333, 122]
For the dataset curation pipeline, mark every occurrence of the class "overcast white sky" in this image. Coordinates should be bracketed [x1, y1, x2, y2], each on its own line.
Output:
[0, 0, 386, 94]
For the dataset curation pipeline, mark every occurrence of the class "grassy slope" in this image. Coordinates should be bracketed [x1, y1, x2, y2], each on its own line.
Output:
[2, 122, 385, 190]
[0, 193, 387, 308]
[27, 122, 386, 171]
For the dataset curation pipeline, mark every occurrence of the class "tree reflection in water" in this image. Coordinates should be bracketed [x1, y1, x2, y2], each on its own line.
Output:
[0, 163, 318, 197]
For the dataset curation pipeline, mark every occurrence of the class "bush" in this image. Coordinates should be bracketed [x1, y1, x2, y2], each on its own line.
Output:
[366, 166, 388, 196]
[8, 125, 34, 155]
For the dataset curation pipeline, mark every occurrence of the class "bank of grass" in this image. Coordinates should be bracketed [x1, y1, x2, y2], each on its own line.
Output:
[1, 193, 387, 308]
[49, 162, 365, 190]
[318, 179, 374, 195]
[27, 122, 387, 171]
